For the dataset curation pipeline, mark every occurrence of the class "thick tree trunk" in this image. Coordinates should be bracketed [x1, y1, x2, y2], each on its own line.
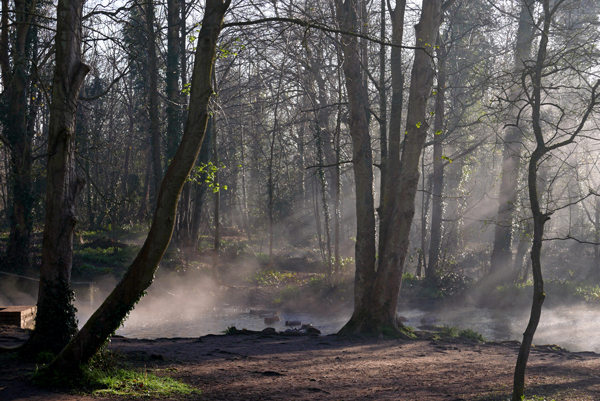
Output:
[22, 0, 89, 356]
[47, 0, 230, 373]
[335, 0, 377, 324]
[490, 0, 536, 278]
[370, 0, 443, 329]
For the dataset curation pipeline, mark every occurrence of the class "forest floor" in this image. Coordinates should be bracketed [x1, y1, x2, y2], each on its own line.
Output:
[1, 325, 600, 401]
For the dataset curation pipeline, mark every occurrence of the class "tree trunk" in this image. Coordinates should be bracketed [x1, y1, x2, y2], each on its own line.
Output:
[190, 116, 213, 245]
[146, 0, 162, 200]
[21, 0, 89, 356]
[490, 0, 536, 279]
[339, 0, 444, 334]
[335, 0, 377, 325]
[4, 0, 36, 273]
[378, 0, 406, 264]
[212, 115, 220, 275]
[511, 1, 596, 397]
[377, 0, 388, 227]
[595, 196, 600, 275]
[166, 0, 181, 162]
[427, 37, 447, 284]
[47, 0, 230, 373]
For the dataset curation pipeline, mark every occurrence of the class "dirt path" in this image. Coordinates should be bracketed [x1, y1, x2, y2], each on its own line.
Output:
[1, 326, 599, 400]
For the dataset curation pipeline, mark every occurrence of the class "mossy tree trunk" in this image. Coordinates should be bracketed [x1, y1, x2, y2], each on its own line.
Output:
[21, 0, 89, 356]
[47, 0, 231, 374]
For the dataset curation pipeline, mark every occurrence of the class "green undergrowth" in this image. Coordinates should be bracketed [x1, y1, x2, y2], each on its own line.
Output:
[72, 246, 139, 280]
[33, 349, 197, 397]
[487, 279, 600, 308]
[270, 274, 352, 310]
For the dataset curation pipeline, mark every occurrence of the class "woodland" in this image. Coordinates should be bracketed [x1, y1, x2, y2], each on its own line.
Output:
[0, 0, 600, 400]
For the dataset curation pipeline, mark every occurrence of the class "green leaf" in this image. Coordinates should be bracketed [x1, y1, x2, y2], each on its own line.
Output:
[415, 122, 422, 128]
[435, 130, 443, 135]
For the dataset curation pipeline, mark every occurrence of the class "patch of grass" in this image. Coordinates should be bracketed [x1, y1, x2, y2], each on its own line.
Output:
[89, 367, 197, 397]
[73, 246, 139, 278]
[458, 328, 486, 342]
[34, 348, 197, 398]
[441, 324, 458, 338]
[249, 268, 299, 285]
[399, 325, 417, 339]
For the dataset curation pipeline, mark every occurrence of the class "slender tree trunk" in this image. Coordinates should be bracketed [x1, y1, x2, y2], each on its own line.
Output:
[511, 1, 598, 396]
[48, 0, 230, 373]
[146, 0, 162, 200]
[378, 0, 406, 261]
[239, 126, 251, 237]
[490, 0, 536, 279]
[377, 0, 388, 226]
[137, 146, 152, 223]
[595, 196, 600, 275]
[212, 116, 220, 274]
[0, 0, 9, 86]
[21, 0, 89, 356]
[190, 115, 213, 245]
[166, 0, 181, 162]
[334, 71, 343, 276]
[427, 37, 447, 284]
[4, 0, 36, 273]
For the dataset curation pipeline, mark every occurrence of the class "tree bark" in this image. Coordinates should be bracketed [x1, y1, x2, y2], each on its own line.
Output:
[21, 0, 89, 356]
[47, 0, 231, 373]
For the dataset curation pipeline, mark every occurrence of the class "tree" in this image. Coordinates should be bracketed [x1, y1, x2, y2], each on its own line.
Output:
[1, 0, 38, 272]
[338, 0, 450, 334]
[21, 0, 89, 356]
[511, 0, 600, 398]
[47, 0, 231, 373]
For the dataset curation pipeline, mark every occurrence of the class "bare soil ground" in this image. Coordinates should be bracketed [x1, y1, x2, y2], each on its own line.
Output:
[1, 325, 599, 401]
